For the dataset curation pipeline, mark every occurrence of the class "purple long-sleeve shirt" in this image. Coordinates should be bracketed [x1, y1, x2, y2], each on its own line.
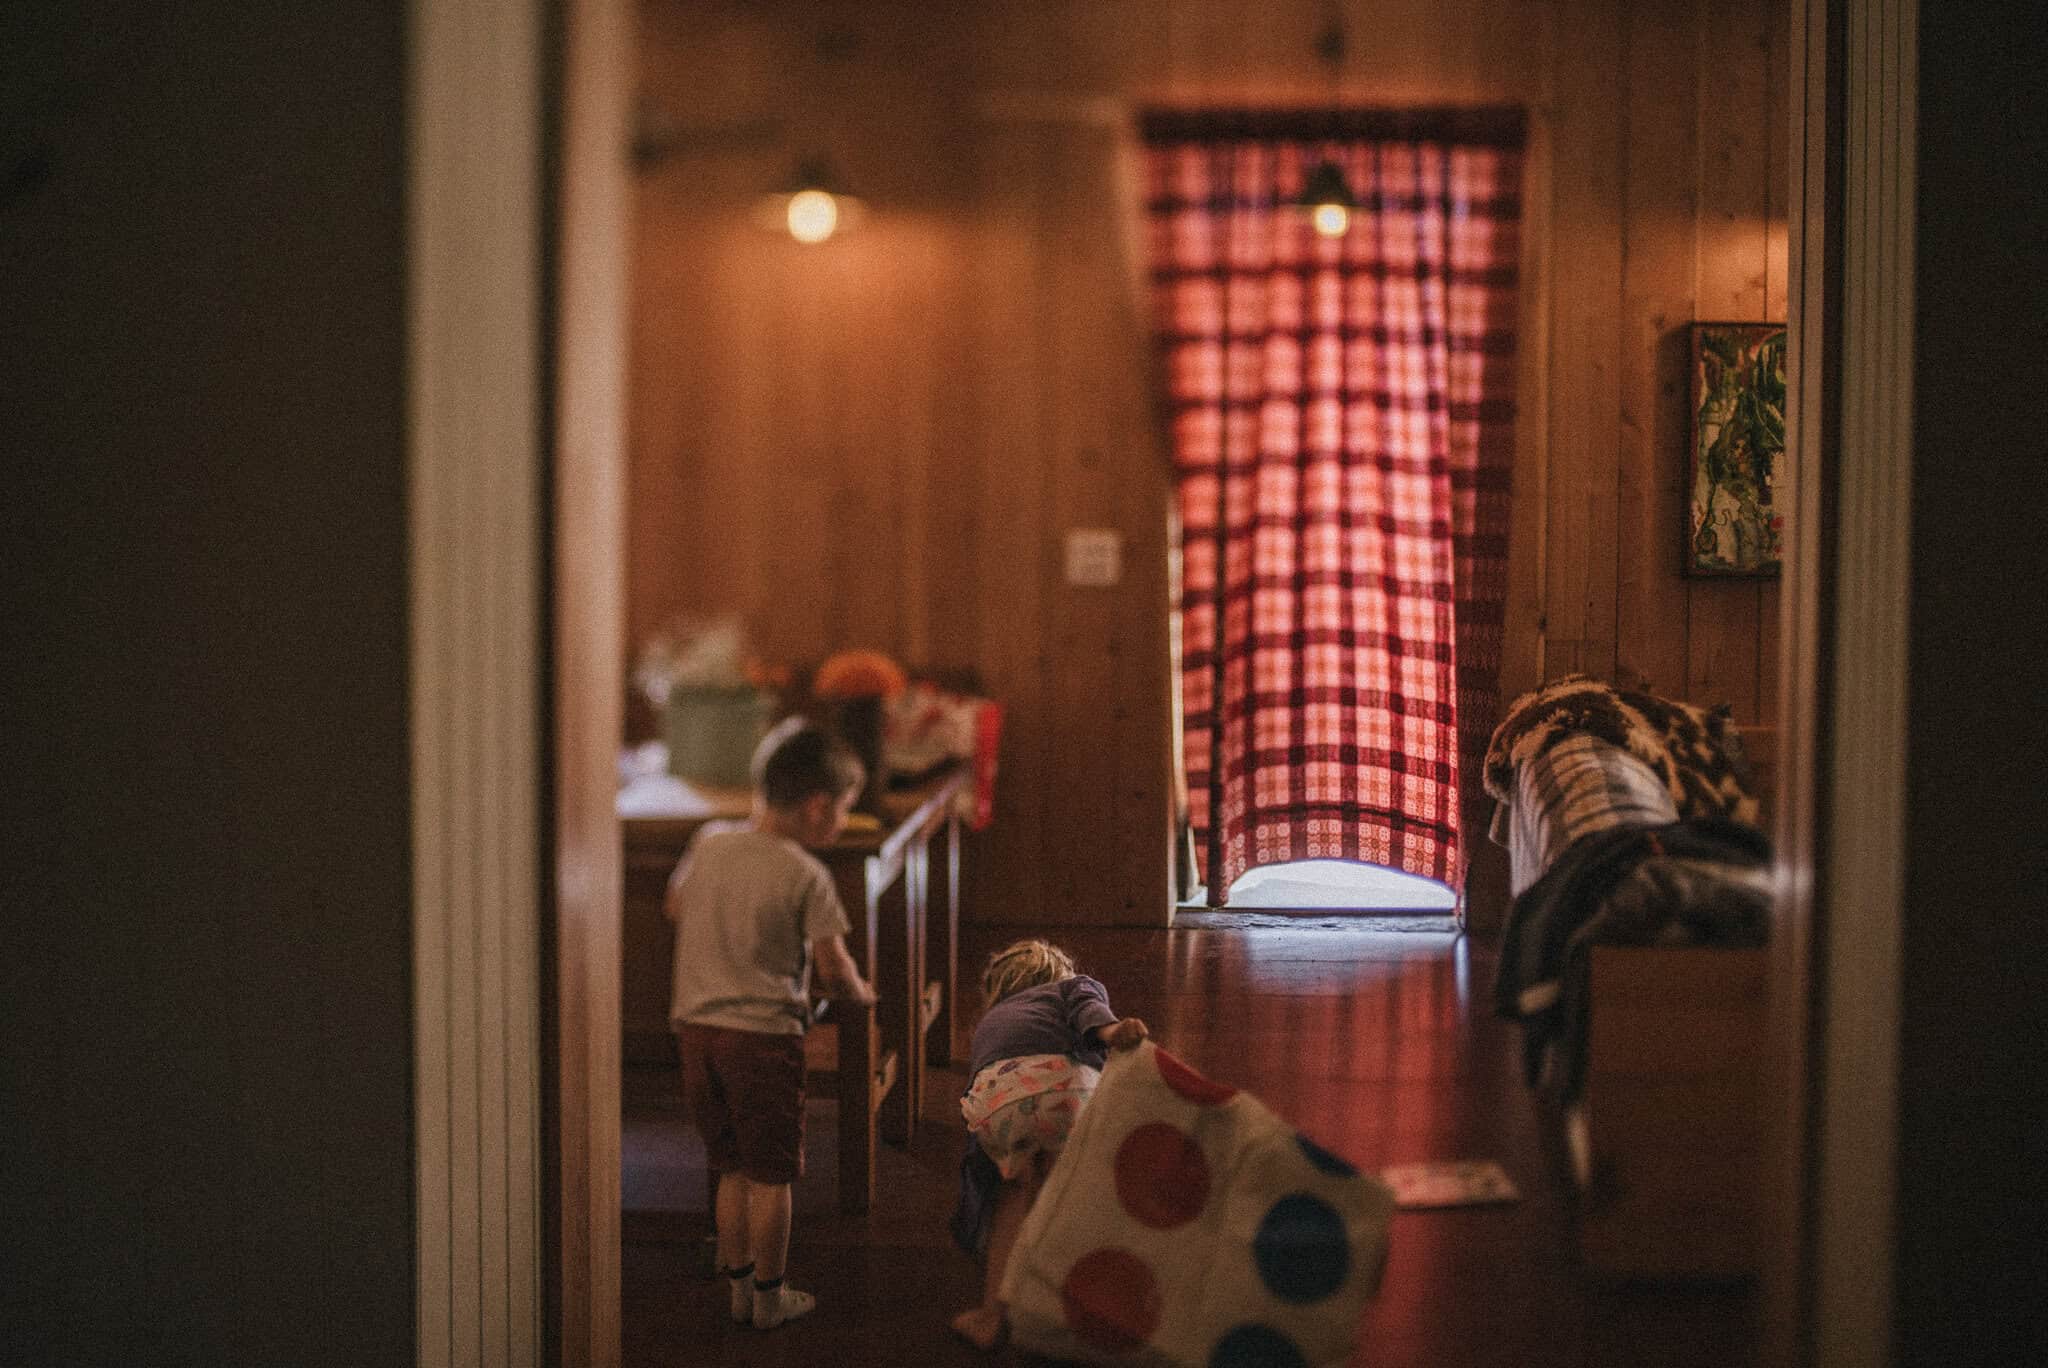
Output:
[965, 974, 1118, 1081]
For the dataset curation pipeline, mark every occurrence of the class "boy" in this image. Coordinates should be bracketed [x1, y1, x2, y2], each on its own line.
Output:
[666, 717, 877, 1330]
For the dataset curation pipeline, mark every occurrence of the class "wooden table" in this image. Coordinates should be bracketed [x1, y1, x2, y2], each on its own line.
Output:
[621, 768, 966, 1214]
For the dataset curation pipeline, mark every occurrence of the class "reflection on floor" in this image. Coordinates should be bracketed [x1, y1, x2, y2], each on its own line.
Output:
[622, 923, 1755, 1368]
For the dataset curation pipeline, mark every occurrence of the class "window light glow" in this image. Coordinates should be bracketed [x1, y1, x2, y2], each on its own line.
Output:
[1224, 860, 1458, 912]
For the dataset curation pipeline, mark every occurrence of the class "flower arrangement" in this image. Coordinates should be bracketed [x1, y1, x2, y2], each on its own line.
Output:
[812, 648, 908, 701]
[633, 614, 787, 707]
[632, 615, 793, 788]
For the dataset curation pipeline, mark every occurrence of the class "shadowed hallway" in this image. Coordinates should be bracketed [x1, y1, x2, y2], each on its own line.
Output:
[621, 922, 1753, 1367]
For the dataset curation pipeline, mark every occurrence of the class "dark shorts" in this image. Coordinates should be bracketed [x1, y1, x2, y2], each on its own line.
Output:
[678, 1022, 807, 1185]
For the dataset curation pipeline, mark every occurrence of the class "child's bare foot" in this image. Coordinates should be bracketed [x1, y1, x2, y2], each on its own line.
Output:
[949, 1304, 1007, 1351]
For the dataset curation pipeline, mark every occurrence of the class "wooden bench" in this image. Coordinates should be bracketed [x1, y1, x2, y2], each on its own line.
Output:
[621, 768, 967, 1214]
[1565, 725, 1777, 1279]
[1569, 945, 1767, 1279]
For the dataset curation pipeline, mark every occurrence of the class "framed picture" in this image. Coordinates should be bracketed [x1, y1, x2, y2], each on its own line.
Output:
[1686, 321, 1787, 577]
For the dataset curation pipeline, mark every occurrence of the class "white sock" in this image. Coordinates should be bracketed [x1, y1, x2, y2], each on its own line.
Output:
[752, 1280, 816, 1329]
[720, 1263, 754, 1324]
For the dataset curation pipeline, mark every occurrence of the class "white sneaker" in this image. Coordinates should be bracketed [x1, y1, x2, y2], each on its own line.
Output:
[752, 1284, 817, 1329]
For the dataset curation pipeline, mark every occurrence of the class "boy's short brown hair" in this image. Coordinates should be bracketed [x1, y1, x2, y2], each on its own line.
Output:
[751, 716, 864, 808]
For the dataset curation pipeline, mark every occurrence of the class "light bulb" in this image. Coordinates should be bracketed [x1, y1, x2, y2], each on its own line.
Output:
[1311, 201, 1350, 239]
[786, 189, 839, 244]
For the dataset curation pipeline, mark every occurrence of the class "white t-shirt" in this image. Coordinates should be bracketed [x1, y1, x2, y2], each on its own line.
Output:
[666, 822, 852, 1035]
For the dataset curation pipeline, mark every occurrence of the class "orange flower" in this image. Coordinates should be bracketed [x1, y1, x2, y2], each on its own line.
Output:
[814, 649, 908, 700]
[744, 657, 792, 690]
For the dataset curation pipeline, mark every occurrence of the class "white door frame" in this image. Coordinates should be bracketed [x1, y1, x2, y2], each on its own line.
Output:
[406, 0, 630, 1363]
[407, 0, 549, 1363]
[1766, 1, 1916, 1363]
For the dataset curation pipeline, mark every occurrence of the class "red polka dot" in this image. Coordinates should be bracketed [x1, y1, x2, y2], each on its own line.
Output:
[1060, 1247, 1161, 1354]
[1114, 1122, 1211, 1229]
[1154, 1047, 1238, 1105]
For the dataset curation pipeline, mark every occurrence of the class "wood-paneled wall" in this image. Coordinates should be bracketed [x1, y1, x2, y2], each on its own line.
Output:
[629, 0, 1788, 928]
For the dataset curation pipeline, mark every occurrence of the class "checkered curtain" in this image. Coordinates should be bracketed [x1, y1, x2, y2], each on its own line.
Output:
[1142, 111, 1524, 903]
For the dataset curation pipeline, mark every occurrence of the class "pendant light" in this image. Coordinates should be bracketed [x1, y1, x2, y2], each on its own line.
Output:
[1301, 159, 1355, 239]
[752, 154, 865, 244]
[1297, 15, 1354, 239]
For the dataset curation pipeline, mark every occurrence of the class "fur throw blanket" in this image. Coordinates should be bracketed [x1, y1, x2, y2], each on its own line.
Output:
[1483, 674, 1760, 826]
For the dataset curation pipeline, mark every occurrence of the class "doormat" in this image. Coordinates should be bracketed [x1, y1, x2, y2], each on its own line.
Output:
[1379, 1160, 1520, 1209]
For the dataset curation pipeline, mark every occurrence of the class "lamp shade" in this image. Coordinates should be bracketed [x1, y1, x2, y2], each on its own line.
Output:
[752, 154, 865, 243]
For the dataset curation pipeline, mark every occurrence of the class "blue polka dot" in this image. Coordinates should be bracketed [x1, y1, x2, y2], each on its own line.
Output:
[1210, 1324, 1308, 1368]
[1295, 1134, 1357, 1177]
[1254, 1193, 1349, 1303]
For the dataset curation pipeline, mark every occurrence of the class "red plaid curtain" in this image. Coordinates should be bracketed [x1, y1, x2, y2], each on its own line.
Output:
[1143, 111, 1524, 903]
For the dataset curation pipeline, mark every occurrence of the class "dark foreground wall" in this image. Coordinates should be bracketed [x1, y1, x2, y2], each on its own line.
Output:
[2, 6, 415, 1362]
[1899, 2, 2048, 1364]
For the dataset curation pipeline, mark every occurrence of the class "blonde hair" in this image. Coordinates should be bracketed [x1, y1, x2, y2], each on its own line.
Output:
[980, 938, 1076, 1007]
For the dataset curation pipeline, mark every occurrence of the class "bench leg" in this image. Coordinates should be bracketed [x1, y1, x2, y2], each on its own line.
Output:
[907, 839, 929, 1126]
[877, 874, 916, 1146]
[930, 812, 961, 1067]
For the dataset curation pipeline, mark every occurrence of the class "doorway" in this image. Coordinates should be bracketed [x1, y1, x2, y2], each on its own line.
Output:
[1143, 113, 1525, 914]
[552, 2, 1867, 1368]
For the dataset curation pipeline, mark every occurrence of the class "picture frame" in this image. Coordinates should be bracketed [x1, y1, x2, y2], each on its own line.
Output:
[1685, 321, 1787, 577]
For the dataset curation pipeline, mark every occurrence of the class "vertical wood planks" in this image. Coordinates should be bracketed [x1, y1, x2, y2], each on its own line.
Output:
[970, 112, 1052, 923]
[1043, 121, 1127, 917]
[923, 219, 984, 677]
[1108, 136, 1181, 926]
[1544, 0, 1627, 684]
[625, 0, 1791, 931]
[1498, 39, 1555, 710]
[1686, 0, 1775, 722]
[1614, 0, 1700, 700]
[1756, 0, 1793, 729]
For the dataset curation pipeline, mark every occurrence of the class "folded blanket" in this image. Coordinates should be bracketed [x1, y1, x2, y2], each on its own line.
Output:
[1001, 1042, 1392, 1368]
[1483, 674, 1759, 826]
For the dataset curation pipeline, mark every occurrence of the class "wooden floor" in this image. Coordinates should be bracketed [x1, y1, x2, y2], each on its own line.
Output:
[622, 920, 1755, 1367]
